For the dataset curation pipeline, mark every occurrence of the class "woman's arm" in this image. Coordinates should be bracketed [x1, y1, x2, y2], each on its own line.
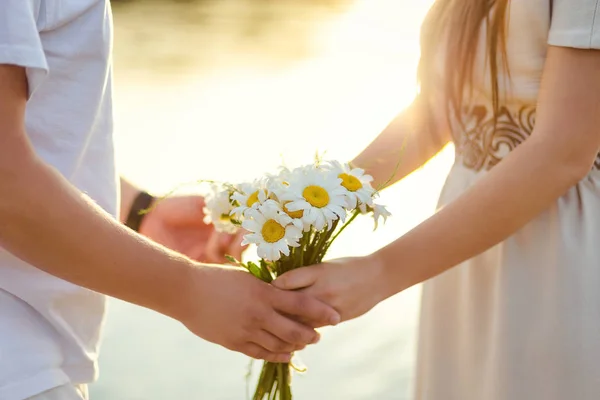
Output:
[376, 45, 600, 298]
[351, 94, 451, 189]
[274, 46, 600, 321]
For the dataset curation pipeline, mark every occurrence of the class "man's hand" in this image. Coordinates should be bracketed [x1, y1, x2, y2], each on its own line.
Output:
[138, 195, 244, 263]
[180, 265, 341, 362]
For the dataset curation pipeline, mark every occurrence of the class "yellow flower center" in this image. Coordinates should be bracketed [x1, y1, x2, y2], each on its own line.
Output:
[302, 185, 330, 208]
[339, 173, 363, 192]
[219, 213, 231, 221]
[246, 191, 260, 207]
[283, 202, 304, 219]
[261, 219, 286, 243]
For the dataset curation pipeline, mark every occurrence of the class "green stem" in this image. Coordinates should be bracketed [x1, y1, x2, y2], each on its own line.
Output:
[253, 362, 277, 400]
[252, 363, 268, 400]
[318, 211, 359, 262]
[277, 363, 292, 400]
[294, 232, 309, 268]
[308, 220, 338, 265]
[269, 380, 278, 400]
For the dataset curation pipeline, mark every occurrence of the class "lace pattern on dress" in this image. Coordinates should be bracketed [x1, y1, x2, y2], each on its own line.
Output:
[454, 105, 600, 171]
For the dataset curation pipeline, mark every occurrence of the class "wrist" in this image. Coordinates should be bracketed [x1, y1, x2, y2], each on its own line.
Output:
[124, 191, 155, 232]
[161, 258, 205, 322]
[370, 246, 412, 301]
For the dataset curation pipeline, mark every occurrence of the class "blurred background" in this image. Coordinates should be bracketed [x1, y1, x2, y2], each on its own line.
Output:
[93, 0, 454, 398]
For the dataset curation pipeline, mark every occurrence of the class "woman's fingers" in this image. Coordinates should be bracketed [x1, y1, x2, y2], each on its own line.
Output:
[273, 266, 321, 290]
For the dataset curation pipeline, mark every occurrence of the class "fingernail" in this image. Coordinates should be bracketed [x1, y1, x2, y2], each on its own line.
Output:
[311, 334, 320, 344]
[329, 314, 341, 326]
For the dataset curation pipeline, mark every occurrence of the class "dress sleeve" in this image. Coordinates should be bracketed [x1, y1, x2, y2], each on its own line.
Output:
[0, 0, 49, 97]
[548, 0, 600, 49]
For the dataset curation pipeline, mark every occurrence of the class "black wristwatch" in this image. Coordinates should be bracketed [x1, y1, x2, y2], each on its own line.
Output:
[125, 191, 155, 232]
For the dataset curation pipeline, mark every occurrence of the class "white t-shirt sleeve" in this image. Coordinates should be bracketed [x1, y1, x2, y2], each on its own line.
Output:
[548, 0, 600, 49]
[0, 0, 49, 96]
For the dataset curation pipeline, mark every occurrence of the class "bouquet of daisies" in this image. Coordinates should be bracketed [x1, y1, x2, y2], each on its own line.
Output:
[203, 159, 391, 400]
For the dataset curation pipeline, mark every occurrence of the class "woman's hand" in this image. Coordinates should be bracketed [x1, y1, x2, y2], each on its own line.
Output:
[272, 255, 390, 322]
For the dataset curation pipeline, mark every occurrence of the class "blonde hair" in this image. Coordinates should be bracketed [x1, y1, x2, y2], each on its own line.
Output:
[417, 0, 511, 125]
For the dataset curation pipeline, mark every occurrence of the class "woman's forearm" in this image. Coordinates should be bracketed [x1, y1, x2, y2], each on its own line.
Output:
[375, 136, 594, 298]
[351, 96, 450, 189]
[0, 153, 194, 320]
[373, 45, 600, 300]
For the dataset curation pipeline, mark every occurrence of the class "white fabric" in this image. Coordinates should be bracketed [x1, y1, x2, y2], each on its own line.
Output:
[415, 1, 600, 400]
[25, 384, 88, 400]
[0, 1, 116, 400]
[549, 0, 600, 48]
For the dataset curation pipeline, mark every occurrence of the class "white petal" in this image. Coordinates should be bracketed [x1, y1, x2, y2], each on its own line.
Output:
[352, 168, 365, 177]
[243, 233, 263, 244]
[278, 241, 291, 256]
[253, 210, 267, 224]
[331, 187, 349, 196]
[241, 219, 261, 233]
[286, 200, 309, 212]
[275, 213, 293, 226]
[329, 204, 346, 217]
[345, 194, 358, 209]
[291, 219, 303, 231]
[285, 225, 302, 238]
[270, 246, 282, 262]
[302, 208, 316, 224]
[313, 212, 326, 231]
[257, 244, 268, 259]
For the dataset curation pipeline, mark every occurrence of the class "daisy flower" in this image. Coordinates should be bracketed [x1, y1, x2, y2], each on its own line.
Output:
[325, 160, 375, 209]
[230, 180, 269, 219]
[266, 164, 315, 206]
[203, 186, 238, 233]
[358, 202, 392, 230]
[372, 203, 392, 229]
[241, 204, 302, 261]
[261, 199, 311, 232]
[280, 166, 348, 231]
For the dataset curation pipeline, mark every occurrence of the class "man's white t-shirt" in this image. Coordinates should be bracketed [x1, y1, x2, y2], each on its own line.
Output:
[0, 1, 117, 399]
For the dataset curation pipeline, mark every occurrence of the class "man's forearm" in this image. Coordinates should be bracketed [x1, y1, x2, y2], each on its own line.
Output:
[0, 155, 195, 320]
[351, 96, 450, 189]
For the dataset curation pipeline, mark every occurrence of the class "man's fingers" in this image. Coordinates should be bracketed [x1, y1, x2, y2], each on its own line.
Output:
[272, 266, 320, 290]
[273, 289, 340, 328]
[262, 310, 320, 346]
[242, 343, 292, 363]
[251, 330, 302, 353]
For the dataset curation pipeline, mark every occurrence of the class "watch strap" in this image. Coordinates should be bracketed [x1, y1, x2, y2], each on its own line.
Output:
[125, 191, 155, 232]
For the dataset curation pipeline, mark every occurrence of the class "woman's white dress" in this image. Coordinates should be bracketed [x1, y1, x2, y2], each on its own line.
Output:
[415, 1, 600, 399]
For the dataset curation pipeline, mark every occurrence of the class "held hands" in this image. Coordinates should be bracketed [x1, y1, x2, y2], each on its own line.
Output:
[273, 255, 390, 323]
[139, 195, 245, 263]
[178, 264, 341, 363]
[135, 194, 345, 361]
